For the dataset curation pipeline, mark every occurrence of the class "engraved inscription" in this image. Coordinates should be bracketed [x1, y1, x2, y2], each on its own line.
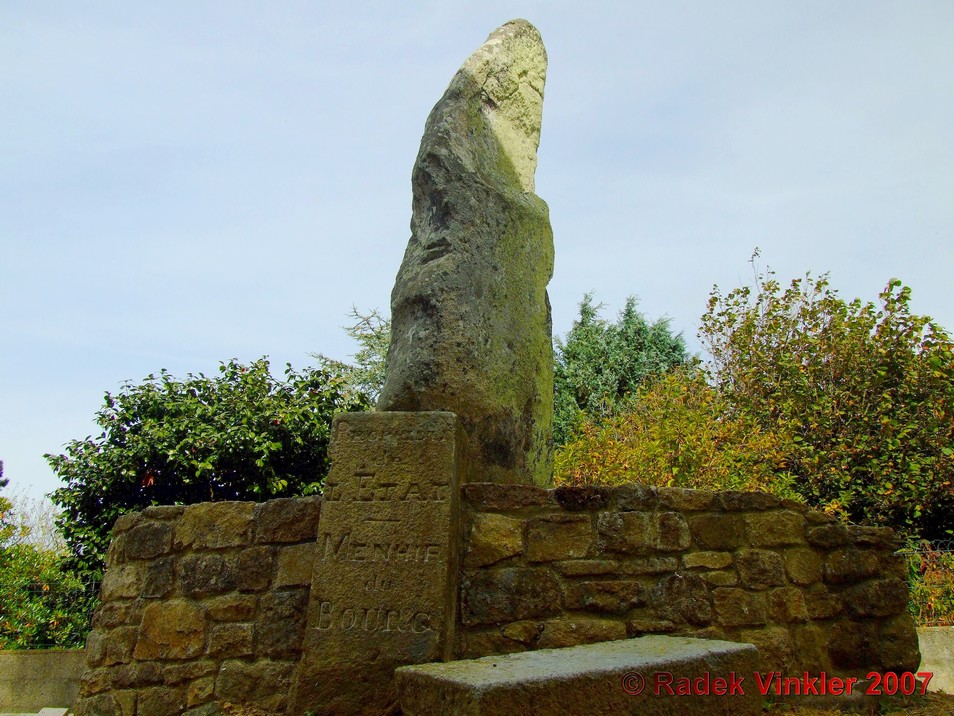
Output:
[320, 532, 444, 563]
[316, 601, 433, 634]
[323, 475, 450, 503]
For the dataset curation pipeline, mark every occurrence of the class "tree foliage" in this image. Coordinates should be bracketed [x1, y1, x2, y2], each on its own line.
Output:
[555, 365, 798, 497]
[700, 268, 954, 540]
[313, 307, 390, 404]
[46, 358, 367, 577]
[553, 294, 688, 445]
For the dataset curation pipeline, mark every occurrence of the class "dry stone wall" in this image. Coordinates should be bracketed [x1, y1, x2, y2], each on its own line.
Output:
[458, 483, 921, 678]
[73, 497, 322, 716]
[73, 482, 920, 715]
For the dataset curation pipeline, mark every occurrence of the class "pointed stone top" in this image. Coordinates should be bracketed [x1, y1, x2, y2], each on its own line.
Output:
[427, 18, 547, 193]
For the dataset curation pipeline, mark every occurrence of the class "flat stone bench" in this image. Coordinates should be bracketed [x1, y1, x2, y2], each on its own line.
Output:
[396, 635, 761, 715]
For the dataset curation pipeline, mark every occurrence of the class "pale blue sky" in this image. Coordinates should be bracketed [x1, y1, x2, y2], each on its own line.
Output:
[3, 1, 953, 503]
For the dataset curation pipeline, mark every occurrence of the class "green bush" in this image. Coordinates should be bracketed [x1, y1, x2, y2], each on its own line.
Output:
[47, 358, 368, 579]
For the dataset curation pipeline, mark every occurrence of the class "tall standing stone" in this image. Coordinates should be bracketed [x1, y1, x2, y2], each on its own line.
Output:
[377, 19, 554, 487]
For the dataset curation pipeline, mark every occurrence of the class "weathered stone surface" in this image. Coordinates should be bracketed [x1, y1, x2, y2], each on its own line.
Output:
[112, 513, 141, 535]
[806, 523, 850, 549]
[255, 588, 308, 659]
[738, 626, 794, 671]
[563, 579, 646, 615]
[552, 559, 620, 577]
[179, 554, 236, 596]
[716, 490, 780, 511]
[124, 521, 173, 560]
[134, 600, 206, 661]
[654, 512, 690, 551]
[769, 586, 809, 623]
[879, 613, 921, 672]
[849, 525, 898, 548]
[699, 570, 738, 586]
[736, 549, 786, 589]
[535, 616, 627, 648]
[235, 545, 274, 592]
[100, 564, 141, 601]
[688, 514, 742, 550]
[175, 502, 253, 550]
[627, 618, 676, 635]
[142, 557, 175, 598]
[657, 487, 714, 511]
[465, 513, 525, 567]
[784, 547, 823, 585]
[804, 584, 843, 620]
[187, 676, 215, 707]
[104, 626, 138, 666]
[595, 511, 651, 553]
[396, 637, 762, 716]
[216, 659, 293, 713]
[527, 514, 592, 562]
[253, 496, 322, 544]
[713, 588, 768, 627]
[744, 510, 806, 547]
[206, 594, 257, 622]
[142, 505, 185, 520]
[161, 660, 218, 685]
[651, 573, 713, 626]
[461, 567, 561, 626]
[208, 623, 254, 659]
[608, 484, 658, 511]
[137, 686, 186, 716]
[824, 548, 880, 584]
[110, 661, 162, 688]
[290, 412, 463, 716]
[553, 486, 609, 511]
[619, 556, 680, 575]
[682, 551, 732, 570]
[274, 542, 316, 587]
[829, 620, 878, 669]
[461, 483, 552, 510]
[377, 19, 554, 487]
[843, 578, 910, 618]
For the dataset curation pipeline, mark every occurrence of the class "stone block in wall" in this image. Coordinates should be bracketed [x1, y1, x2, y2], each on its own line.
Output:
[784, 548, 823, 585]
[142, 557, 175, 598]
[596, 511, 651, 553]
[736, 549, 785, 589]
[104, 627, 138, 667]
[175, 502, 253, 550]
[790, 624, 830, 672]
[682, 551, 732, 570]
[462, 483, 551, 511]
[627, 617, 676, 636]
[737, 626, 794, 672]
[619, 556, 680, 575]
[100, 564, 142, 601]
[465, 513, 525, 567]
[275, 542, 316, 587]
[208, 623, 254, 659]
[608, 484, 657, 511]
[216, 659, 293, 713]
[713, 588, 768, 627]
[552, 559, 620, 577]
[824, 548, 880, 585]
[716, 490, 780, 511]
[255, 588, 308, 659]
[803, 584, 843, 620]
[829, 620, 878, 669]
[806, 523, 850, 549]
[699, 570, 738, 586]
[133, 600, 207, 661]
[160, 660, 218, 686]
[651, 573, 713, 626]
[143, 505, 184, 521]
[563, 579, 647, 615]
[206, 594, 257, 622]
[744, 511, 806, 547]
[688, 514, 742, 550]
[849, 525, 897, 549]
[654, 512, 690, 551]
[842, 578, 909, 618]
[527, 514, 592, 562]
[92, 602, 136, 630]
[657, 487, 714, 511]
[535, 616, 627, 649]
[178, 554, 236, 596]
[137, 685, 186, 716]
[110, 662, 162, 689]
[124, 521, 173, 560]
[253, 496, 322, 543]
[769, 587, 809, 623]
[554, 485, 609, 511]
[461, 568, 561, 626]
[878, 613, 921, 672]
[187, 677, 215, 708]
[236, 546, 274, 591]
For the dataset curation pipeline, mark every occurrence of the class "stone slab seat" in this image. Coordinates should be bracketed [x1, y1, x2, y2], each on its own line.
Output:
[396, 635, 761, 715]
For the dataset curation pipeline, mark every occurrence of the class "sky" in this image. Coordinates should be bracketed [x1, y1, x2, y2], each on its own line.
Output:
[3, 1, 953, 504]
